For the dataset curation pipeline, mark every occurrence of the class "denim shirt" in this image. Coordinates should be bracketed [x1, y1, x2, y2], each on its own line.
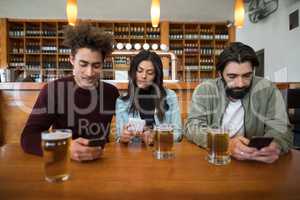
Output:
[115, 89, 182, 142]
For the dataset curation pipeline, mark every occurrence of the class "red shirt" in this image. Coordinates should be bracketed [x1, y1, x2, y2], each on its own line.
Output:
[21, 76, 119, 155]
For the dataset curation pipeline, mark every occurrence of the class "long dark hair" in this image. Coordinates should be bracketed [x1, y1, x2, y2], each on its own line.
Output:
[122, 50, 169, 121]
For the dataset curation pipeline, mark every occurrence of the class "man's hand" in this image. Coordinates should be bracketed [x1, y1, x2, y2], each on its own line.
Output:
[229, 136, 281, 163]
[70, 137, 103, 162]
[229, 136, 257, 160]
[250, 142, 281, 163]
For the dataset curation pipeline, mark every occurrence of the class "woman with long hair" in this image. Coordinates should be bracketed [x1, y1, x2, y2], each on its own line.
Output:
[116, 50, 182, 143]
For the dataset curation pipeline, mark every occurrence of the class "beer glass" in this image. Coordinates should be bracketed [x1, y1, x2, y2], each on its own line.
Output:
[206, 128, 230, 165]
[42, 129, 72, 182]
[153, 124, 174, 160]
[143, 126, 155, 149]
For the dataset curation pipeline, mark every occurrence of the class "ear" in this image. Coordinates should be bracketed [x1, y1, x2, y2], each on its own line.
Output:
[69, 55, 75, 65]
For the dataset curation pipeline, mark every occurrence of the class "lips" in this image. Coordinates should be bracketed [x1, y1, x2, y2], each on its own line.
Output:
[82, 77, 94, 82]
[138, 81, 147, 84]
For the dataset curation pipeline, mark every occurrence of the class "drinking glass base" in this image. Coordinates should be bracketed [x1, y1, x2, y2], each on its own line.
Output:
[154, 151, 175, 160]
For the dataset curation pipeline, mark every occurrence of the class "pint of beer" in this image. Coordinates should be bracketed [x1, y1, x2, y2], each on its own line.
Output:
[206, 128, 230, 165]
[153, 124, 174, 160]
[42, 129, 72, 182]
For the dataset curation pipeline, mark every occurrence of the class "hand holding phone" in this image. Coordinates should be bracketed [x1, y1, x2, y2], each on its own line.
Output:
[248, 136, 273, 150]
[88, 138, 106, 148]
[128, 118, 145, 133]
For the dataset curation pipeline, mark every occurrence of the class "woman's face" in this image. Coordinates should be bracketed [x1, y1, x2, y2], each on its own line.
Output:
[135, 60, 156, 89]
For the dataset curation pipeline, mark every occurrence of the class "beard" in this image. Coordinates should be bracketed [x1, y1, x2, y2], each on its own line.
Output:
[222, 77, 251, 100]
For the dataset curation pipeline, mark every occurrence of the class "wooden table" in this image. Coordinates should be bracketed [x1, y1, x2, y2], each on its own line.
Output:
[1, 141, 300, 200]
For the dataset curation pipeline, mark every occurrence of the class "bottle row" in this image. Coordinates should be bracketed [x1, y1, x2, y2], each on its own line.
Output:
[58, 57, 72, 69]
[200, 47, 214, 55]
[9, 57, 25, 67]
[9, 28, 59, 37]
[184, 43, 199, 53]
[10, 46, 71, 54]
[102, 74, 114, 80]
[172, 50, 183, 55]
[113, 26, 160, 38]
[170, 27, 213, 33]
[169, 33, 228, 40]
[214, 33, 229, 40]
[200, 58, 214, 64]
[9, 27, 162, 39]
[9, 57, 74, 69]
[9, 27, 25, 37]
[114, 26, 160, 33]
[41, 46, 57, 53]
[103, 62, 113, 69]
[185, 58, 214, 65]
[42, 60, 56, 69]
[11, 47, 24, 54]
[170, 47, 222, 56]
[25, 61, 40, 69]
[184, 65, 214, 71]
[114, 56, 130, 65]
[114, 32, 160, 39]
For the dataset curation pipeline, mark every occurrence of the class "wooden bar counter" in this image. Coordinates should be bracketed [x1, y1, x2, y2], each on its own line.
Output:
[0, 82, 197, 145]
[1, 140, 300, 200]
[0, 81, 296, 146]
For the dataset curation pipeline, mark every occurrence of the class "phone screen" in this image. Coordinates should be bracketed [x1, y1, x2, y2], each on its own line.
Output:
[248, 137, 273, 150]
[88, 138, 106, 148]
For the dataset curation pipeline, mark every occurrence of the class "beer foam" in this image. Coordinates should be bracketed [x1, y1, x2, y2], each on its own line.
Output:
[155, 124, 173, 131]
[42, 130, 72, 140]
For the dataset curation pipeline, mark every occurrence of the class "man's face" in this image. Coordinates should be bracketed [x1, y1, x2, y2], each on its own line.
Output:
[221, 61, 253, 100]
[70, 48, 103, 89]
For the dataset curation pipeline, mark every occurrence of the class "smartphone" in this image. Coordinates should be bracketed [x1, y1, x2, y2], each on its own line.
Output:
[248, 136, 273, 150]
[88, 138, 106, 148]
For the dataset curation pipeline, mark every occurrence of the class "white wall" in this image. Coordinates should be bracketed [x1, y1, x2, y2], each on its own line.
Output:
[0, 0, 234, 22]
[237, 0, 300, 82]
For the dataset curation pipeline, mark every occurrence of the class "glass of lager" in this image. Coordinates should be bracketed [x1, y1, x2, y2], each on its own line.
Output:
[206, 128, 230, 165]
[42, 129, 72, 182]
[153, 124, 174, 160]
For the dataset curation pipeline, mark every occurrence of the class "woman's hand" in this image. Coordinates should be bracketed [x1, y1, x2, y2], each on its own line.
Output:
[120, 124, 134, 143]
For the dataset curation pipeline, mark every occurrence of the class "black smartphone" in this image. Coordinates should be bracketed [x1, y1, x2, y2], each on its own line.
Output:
[248, 136, 273, 150]
[88, 138, 106, 148]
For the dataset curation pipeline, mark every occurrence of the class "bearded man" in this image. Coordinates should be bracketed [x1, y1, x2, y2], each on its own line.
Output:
[184, 42, 293, 163]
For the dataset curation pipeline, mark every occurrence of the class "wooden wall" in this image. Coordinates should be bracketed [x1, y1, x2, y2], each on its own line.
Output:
[0, 19, 7, 68]
[0, 90, 39, 145]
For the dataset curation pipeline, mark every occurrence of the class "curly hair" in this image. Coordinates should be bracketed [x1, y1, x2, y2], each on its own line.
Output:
[62, 23, 113, 60]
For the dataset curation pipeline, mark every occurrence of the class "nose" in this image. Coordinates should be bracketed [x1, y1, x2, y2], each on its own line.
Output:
[85, 66, 94, 77]
[141, 71, 147, 79]
[235, 76, 245, 88]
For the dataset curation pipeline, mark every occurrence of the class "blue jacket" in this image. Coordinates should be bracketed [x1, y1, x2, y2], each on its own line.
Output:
[116, 89, 182, 142]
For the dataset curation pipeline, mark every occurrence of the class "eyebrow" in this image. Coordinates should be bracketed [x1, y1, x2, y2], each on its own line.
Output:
[138, 66, 154, 72]
[227, 72, 253, 76]
[79, 60, 102, 65]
